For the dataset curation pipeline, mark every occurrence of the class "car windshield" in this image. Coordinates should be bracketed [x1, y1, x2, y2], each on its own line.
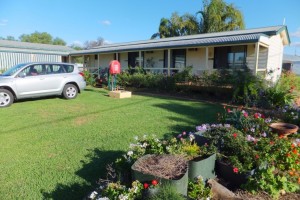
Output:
[1, 63, 27, 76]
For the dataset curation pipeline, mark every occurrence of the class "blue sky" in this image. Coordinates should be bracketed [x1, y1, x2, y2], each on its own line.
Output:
[0, 0, 299, 55]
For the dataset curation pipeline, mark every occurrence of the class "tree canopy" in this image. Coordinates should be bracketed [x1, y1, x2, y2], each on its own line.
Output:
[151, 0, 245, 39]
[19, 31, 67, 45]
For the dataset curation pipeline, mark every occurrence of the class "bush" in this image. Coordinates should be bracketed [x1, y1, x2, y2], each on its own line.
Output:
[148, 183, 185, 200]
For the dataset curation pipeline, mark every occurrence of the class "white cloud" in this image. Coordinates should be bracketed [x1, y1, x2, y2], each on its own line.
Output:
[100, 20, 111, 26]
[0, 19, 8, 26]
[291, 28, 300, 37]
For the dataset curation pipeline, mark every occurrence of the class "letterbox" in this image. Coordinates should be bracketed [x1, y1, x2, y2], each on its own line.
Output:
[109, 60, 121, 74]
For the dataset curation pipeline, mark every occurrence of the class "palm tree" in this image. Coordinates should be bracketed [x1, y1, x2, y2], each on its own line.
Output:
[198, 0, 245, 33]
[151, 12, 199, 39]
[151, 0, 245, 39]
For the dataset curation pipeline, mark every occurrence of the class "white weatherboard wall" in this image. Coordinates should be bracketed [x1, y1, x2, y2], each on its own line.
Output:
[267, 34, 284, 82]
[144, 50, 164, 68]
[99, 54, 114, 68]
[186, 47, 206, 74]
[0, 52, 61, 71]
[120, 52, 128, 71]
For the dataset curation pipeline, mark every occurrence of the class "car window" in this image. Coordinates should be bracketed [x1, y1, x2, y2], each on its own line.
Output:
[20, 65, 41, 76]
[63, 65, 74, 73]
[52, 65, 65, 74]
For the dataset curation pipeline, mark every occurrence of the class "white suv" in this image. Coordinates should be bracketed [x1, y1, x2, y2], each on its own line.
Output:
[0, 62, 86, 107]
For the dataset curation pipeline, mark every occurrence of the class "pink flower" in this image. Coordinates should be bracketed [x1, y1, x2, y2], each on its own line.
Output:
[233, 167, 239, 173]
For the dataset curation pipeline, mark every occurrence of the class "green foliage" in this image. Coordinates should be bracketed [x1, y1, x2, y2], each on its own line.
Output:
[151, 0, 244, 38]
[148, 183, 185, 200]
[231, 68, 265, 106]
[198, 0, 245, 33]
[83, 70, 96, 86]
[265, 83, 295, 108]
[188, 177, 212, 200]
[19, 31, 67, 45]
[173, 66, 193, 82]
[101, 180, 143, 200]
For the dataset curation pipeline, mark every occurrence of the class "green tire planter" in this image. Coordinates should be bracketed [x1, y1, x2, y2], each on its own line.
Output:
[131, 154, 189, 196]
[188, 153, 216, 180]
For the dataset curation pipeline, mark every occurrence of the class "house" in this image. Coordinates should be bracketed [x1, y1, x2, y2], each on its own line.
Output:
[283, 54, 300, 74]
[69, 25, 290, 82]
[0, 40, 74, 71]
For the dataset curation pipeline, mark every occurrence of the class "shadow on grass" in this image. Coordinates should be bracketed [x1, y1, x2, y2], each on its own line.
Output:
[41, 148, 125, 200]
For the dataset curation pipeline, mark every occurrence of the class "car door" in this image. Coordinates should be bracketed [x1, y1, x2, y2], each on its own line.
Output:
[14, 64, 47, 98]
[14, 64, 64, 98]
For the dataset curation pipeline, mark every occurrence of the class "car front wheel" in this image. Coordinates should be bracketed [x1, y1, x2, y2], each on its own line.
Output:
[62, 84, 78, 99]
[0, 89, 14, 107]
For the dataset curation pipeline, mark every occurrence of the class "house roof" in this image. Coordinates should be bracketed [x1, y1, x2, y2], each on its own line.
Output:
[70, 25, 290, 56]
[0, 40, 74, 55]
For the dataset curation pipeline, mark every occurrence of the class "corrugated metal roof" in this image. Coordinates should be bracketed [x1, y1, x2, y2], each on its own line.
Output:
[70, 33, 265, 55]
[70, 25, 289, 56]
[0, 40, 74, 55]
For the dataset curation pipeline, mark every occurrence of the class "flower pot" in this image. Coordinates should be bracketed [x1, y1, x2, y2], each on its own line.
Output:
[215, 160, 255, 189]
[131, 154, 189, 196]
[142, 188, 158, 199]
[188, 153, 216, 181]
[269, 122, 298, 137]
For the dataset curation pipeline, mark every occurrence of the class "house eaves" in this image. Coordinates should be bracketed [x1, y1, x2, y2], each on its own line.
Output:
[70, 33, 265, 56]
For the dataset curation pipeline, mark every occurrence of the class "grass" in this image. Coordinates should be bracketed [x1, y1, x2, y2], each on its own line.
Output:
[0, 87, 222, 199]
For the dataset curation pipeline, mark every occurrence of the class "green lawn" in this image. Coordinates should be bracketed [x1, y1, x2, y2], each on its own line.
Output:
[0, 87, 222, 199]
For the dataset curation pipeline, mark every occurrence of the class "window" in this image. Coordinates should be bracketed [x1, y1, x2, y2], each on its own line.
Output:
[128, 52, 144, 67]
[214, 45, 247, 69]
[172, 49, 186, 69]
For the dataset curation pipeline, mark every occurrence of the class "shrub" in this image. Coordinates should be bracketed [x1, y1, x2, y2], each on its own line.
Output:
[148, 183, 185, 200]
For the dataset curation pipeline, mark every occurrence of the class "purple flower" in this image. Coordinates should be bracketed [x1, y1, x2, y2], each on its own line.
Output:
[261, 132, 267, 137]
[224, 124, 231, 128]
[177, 134, 182, 138]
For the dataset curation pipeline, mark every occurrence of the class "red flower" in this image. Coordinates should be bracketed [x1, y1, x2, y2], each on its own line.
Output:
[233, 133, 238, 138]
[233, 167, 239, 173]
[287, 153, 291, 157]
[255, 154, 259, 159]
[143, 183, 149, 189]
[227, 108, 231, 113]
[293, 149, 298, 154]
[291, 144, 295, 149]
[270, 141, 274, 145]
[243, 112, 248, 117]
[254, 113, 260, 118]
[261, 114, 265, 119]
[151, 180, 158, 186]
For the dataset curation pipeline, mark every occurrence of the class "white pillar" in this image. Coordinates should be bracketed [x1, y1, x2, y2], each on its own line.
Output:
[205, 47, 209, 70]
[168, 49, 171, 76]
[254, 43, 260, 75]
[138, 51, 142, 67]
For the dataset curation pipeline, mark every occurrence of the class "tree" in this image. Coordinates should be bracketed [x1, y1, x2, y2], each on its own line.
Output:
[198, 0, 245, 33]
[151, 12, 199, 39]
[0, 36, 17, 41]
[19, 31, 67, 45]
[19, 31, 53, 44]
[84, 37, 105, 49]
[53, 37, 66, 46]
[151, 0, 245, 38]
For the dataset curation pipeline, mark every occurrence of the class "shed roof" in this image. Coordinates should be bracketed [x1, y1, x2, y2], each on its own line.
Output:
[0, 40, 74, 55]
[70, 25, 290, 56]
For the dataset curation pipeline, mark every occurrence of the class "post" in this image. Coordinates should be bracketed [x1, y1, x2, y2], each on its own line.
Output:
[138, 51, 142, 67]
[254, 43, 260, 75]
[167, 49, 171, 76]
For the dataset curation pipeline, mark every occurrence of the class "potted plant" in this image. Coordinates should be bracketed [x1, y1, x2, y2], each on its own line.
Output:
[177, 132, 217, 181]
[131, 154, 189, 196]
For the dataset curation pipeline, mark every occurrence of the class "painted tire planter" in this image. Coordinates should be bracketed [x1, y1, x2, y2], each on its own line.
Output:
[215, 160, 255, 189]
[188, 153, 216, 180]
[131, 154, 189, 196]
